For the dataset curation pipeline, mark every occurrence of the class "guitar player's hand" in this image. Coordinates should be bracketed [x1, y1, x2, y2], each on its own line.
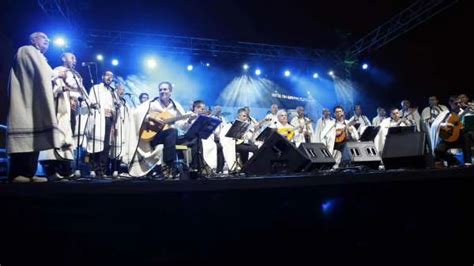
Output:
[149, 116, 164, 125]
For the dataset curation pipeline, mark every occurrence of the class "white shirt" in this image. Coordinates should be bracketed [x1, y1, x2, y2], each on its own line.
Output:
[372, 116, 386, 127]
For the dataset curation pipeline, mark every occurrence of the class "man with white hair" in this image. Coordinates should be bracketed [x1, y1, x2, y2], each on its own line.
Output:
[7, 32, 66, 182]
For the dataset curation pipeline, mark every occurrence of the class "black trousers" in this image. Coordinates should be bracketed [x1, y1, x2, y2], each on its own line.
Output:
[40, 159, 72, 177]
[434, 131, 472, 165]
[9, 151, 39, 180]
[150, 128, 178, 166]
[215, 140, 225, 173]
[90, 117, 113, 175]
[236, 142, 258, 164]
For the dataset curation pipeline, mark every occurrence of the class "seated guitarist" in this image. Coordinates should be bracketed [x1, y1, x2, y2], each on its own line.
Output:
[270, 110, 298, 144]
[431, 96, 472, 167]
[146, 81, 188, 178]
[235, 108, 259, 165]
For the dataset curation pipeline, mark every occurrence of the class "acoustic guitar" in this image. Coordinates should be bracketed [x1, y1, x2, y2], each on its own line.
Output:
[140, 111, 194, 141]
[335, 120, 356, 143]
[439, 112, 463, 143]
[277, 127, 295, 141]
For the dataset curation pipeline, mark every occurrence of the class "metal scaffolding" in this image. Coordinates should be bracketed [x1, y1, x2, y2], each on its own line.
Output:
[348, 0, 459, 58]
[78, 29, 342, 62]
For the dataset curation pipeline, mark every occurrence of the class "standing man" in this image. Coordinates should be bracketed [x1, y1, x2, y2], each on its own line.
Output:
[421, 96, 448, 126]
[212, 105, 226, 173]
[110, 83, 132, 176]
[139, 93, 149, 104]
[314, 108, 334, 144]
[330, 106, 359, 167]
[39, 52, 86, 179]
[372, 107, 387, 127]
[374, 108, 412, 153]
[264, 104, 279, 126]
[290, 106, 313, 145]
[7, 32, 65, 183]
[86, 70, 117, 177]
[348, 105, 371, 134]
[400, 99, 421, 131]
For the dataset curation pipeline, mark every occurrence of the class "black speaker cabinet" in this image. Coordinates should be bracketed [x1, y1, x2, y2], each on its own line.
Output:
[298, 143, 335, 171]
[241, 131, 308, 176]
[341, 141, 381, 169]
[382, 132, 426, 169]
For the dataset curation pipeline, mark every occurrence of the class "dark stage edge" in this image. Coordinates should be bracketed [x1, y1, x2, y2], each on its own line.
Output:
[1, 167, 473, 265]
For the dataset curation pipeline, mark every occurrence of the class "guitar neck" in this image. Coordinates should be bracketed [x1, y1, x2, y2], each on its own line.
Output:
[164, 113, 193, 124]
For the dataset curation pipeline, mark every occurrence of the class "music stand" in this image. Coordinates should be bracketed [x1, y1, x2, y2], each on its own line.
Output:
[225, 120, 251, 172]
[463, 114, 474, 132]
[256, 127, 277, 142]
[225, 120, 251, 139]
[183, 115, 222, 178]
[388, 125, 415, 135]
[360, 126, 380, 142]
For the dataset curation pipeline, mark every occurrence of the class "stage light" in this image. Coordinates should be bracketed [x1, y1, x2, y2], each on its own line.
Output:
[328, 70, 335, 77]
[313, 73, 319, 79]
[284, 70, 291, 77]
[243, 64, 249, 70]
[146, 58, 157, 69]
[206, 62, 210, 67]
[187, 64, 193, 71]
[255, 69, 261, 76]
[96, 54, 104, 61]
[111, 59, 119, 66]
[362, 63, 369, 70]
[53, 37, 66, 48]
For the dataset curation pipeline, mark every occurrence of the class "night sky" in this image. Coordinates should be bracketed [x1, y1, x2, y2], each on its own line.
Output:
[1, 0, 472, 121]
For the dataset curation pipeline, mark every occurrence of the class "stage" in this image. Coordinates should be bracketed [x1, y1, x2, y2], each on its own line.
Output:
[1, 167, 473, 265]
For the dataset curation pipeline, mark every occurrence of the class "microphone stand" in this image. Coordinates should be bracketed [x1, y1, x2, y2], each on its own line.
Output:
[111, 100, 122, 178]
[74, 97, 90, 179]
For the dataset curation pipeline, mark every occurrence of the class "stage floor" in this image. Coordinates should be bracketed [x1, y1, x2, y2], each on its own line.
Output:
[1, 167, 473, 265]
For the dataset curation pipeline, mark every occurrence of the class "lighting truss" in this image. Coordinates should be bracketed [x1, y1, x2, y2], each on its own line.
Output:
[348, 0, 459, 58]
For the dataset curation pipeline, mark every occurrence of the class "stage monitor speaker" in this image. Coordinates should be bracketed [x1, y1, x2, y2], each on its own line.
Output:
[341, 141, 381, 169]
[298, 143, 335, 171]
[241, 131, 309, 176]
[382, 132, 426, 169]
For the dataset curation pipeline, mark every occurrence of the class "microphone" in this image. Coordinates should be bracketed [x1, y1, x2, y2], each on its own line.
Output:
[81, 62, 96, 67]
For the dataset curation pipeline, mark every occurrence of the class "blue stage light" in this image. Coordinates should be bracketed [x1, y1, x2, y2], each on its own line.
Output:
[53, 37, 66, 48]
[146, 58, 157, 69]
[111, 59, 119, 66]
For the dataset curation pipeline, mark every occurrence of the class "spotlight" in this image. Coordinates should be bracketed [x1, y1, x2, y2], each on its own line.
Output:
[206, 62, 210, 67]
[328, 70, 335, 77]
[187, 65, 193, 71]
[284, 70, 291, 77]
[111, 59, 119, 66]
[96, 54, 104, 61]
[53, 37, 66, 48]
[146, 58, 157, 69]
[362, 63, 369, 70]
[312, 73, 319, 79]
[243, 64, 249, 70]
[255, 69, 261, 76]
